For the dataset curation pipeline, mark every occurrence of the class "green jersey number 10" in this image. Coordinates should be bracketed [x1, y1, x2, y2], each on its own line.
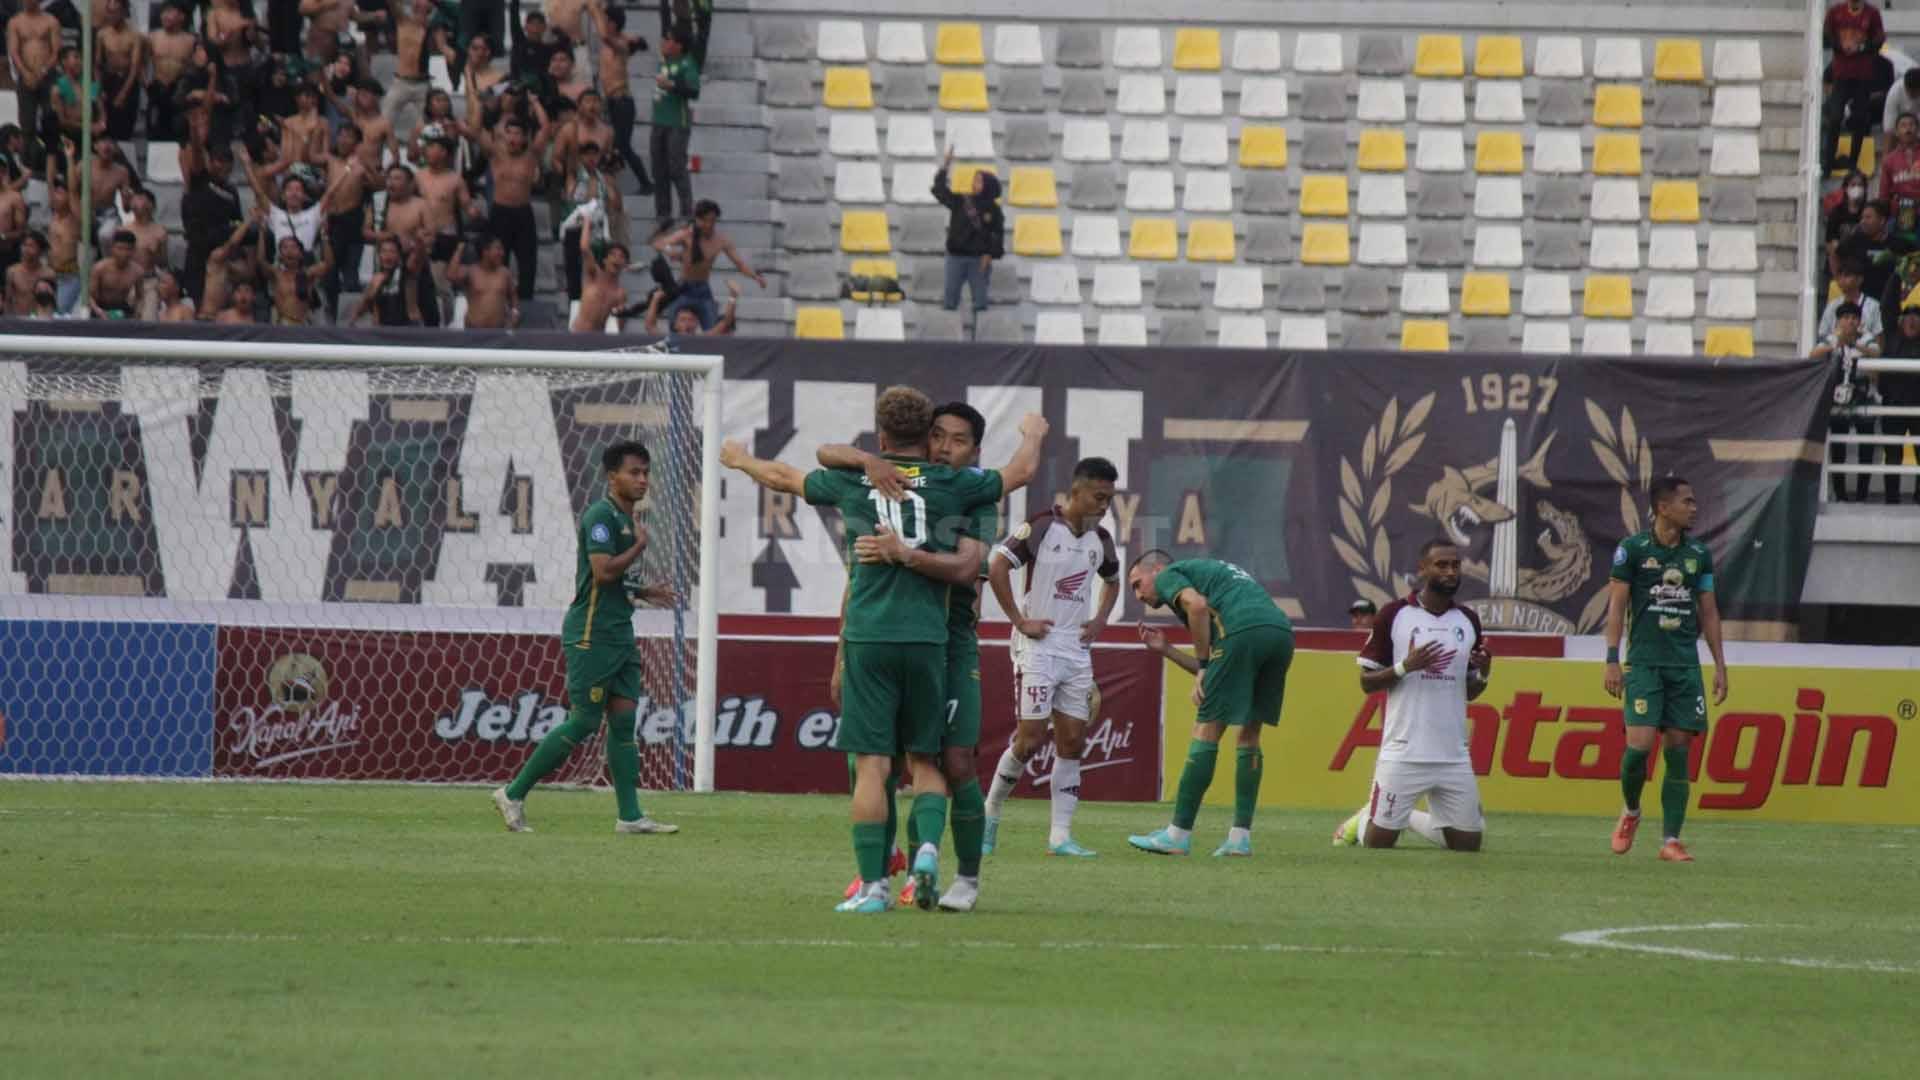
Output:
[867, 489, 929, 548]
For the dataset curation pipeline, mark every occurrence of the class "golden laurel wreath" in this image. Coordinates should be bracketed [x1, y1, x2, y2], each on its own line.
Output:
[1332, 392, 1435, 608]
[1575, 399, 1654, 631]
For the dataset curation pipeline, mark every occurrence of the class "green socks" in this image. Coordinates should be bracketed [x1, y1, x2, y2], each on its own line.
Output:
[910, 793, 949, 854]
[1233, 748, 1263, 829]
[1172, 739, 1220, 830]
[505, 706, 601, 800]
[1620, 746, 1650, 813]
[950, 778, 986, 878]
[605, 708, 643, 822]
[1661, 745, 1690, 840]
[852, 821, 888, 883]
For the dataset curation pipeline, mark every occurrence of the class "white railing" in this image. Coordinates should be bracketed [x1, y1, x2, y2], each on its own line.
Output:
[1823, 359, 1920, 502]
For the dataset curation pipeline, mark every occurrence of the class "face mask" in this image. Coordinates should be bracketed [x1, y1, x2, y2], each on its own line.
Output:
[1849, 186, 1867, 200]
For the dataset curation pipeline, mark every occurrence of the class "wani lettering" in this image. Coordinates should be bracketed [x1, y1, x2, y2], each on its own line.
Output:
[1332, 687, 1896, 810]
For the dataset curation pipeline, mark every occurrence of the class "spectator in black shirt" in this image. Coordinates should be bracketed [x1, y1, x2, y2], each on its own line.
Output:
[181, 143, 243, 304]
[509, 4, 564, 81]
[1838, 198, 1907, 301]
[932, 146, 1005, 315]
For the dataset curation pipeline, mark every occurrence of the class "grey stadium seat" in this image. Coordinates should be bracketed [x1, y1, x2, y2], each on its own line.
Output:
[989, 266, 1022, 306]
[913, 307, 967, 341]
[1158, 314, 1207, 346]
[1242, 172, 1291, 215]
[976, 309, 1025, 343]
[879, 71, 932, 111]
[1243, 221, 1294, 264]
[1275, 268, 1327, 311]
[1529, 224, 1584, 269]
[1341, 269, 1394, 314]
[1301, 126, 1348, 170]
[1462, 318, 1513, 353]
[898, 211, 950, 255]
[764, 65, 814, 107]
[1154, 266, 1205, 308]
[999, 69, 1048, 113]
[1532, 178, 1585, 221]
[905, 259, 947, 304]
[1413, 222, 1467, 267]
[1005, 117, 1054, 160]
[1709, 181, 1759, 224]
[1414, 175, 1469, 219]
[1300, 78, 1349, 122]
[755, 21, 811, 60]
[1060, 71, 1109, 114]
[769, 112, 820, 155]
[777, 158, 829, 202]
[1055, 26, 1104, 68]
[781, 207, 834, 252]
[1340, 317, 1393, 351]
[1356, 34, 1407, 76]
[1651, 85, 1703, 128]
[1652, 132, 1702, 176]
[785, 257, 842, 300]
[1066, 167, 1120, 210]
[1535, 81, 1585, 127]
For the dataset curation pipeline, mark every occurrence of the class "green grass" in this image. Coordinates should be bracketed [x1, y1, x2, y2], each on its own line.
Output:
[2, 783, 1917, 1078]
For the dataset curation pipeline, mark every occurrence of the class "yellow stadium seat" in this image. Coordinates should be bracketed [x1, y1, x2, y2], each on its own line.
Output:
[1173, 28, 1223, 71]
[1301, 222, 1351, 266]
[1012, 215, 1064, 257]
[935, 23, 985, 65]
[795, 306, 846, 339]
[1460, 273, 1512, 317]
[823, 67, 874, 109]
[1129, 218, 1179, 260]
[1593, 133, 1643, 176]
[1475, 132, 1525, 174]
[1704, 326, 1755, 358]
[949, 162, 997, 194]
[1007, 167, 1058, 208]
[1474, 36, 1525, 78]
[1414, 35, 1465, 78]
[1238, 126, 1289, 168]
[939, 70, 989, 111]
[1654, 39, 1705, 83]
[1650, 180, 1701, 223]
[839, 210, 892, 253]
[1357, 129, 1407, 172]
[1401, 320, 1452, 352]
[1186, 220, 1236, 262]
[1583, 275, 1634, 319]
[1300, 175, 1349, 217]
[1833, 134, 1876, 176]
[1594, 84, 1644, 128]
[848, 259, 902, 302]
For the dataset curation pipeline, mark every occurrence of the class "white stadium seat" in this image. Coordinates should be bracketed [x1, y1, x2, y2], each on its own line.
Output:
[1473, 177, 1523, 220]
[890, 163, 937, 205]
[1093, 263, 1144, 306]
[829, 115, 880, 157]
[1179, 123, 1230, 167]
[1116, 75, 1168, 115]
[1121, 120, 1172, 163]
[1238, 77, 1290, 118]
[1643, 322, 1696, 355]
[1707, 276, 1758, 320]
[1036, 310, 1088, 344]
[876, 22, 928, 64]
[1644, 275, 1698, 319]
[1713, 40, 1765, 82]
[1416, 129, 1466, 173]
[1030, 262, 1083, 304]
[1582, 321, 1635, 356]
[1522, 321, 1574, 353]
[1594, 37, 1643, 79]
[1358, 80, 1407, 123]
[1072, 215, 1124, 258]
[1713, 86, 1763, 129]
[1359, 175, 1409, 218]
[855, 308, 906, 341]
[1589, 226, 1642, 270]
[1113, 27, 1163, 69]
[1589, 180, 1642, 222]
[945, 117, 996, 158]
[1473, 225, 1525, 268]
[1650, 225, 1703, 270]
[1474, 82, 1526, 124]
[1062, 120, 1113, 162]
[1098, 313, 1149, 345]
[1294, 32, 1345, 73]
[1232, 30, 1284, 72]
[1358, 223, 1410, 266]
[1416, 81, 1466, 125]
[1533, 132, 1583, 174]
[1175, 76, 1225, 116]
[1521, 273, 1574, 317]
[817, 20, 867, 62]
[1710, 133, 1761, 176]
[1213, 266, 1266, 310]
[1216, 315, 1269, 347]
[886, 115, 939, 158]
[1534, 37, 1585, 79]
[994, 24, 1045, 66]
[1400, 271, 1451, 314]
[1277, 316, 1331, 349]
[1708, 228, 1759, 272]
[834, 162, 886, 203]
[1182, 170, 1234, 212]
[1125, 169, 1177, 211]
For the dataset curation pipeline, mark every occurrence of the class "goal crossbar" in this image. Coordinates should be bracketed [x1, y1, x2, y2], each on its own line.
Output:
[0, 334, 726, 793]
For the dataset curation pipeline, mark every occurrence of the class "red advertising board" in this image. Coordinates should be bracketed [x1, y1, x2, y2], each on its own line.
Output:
[212, 626, 1163, 799]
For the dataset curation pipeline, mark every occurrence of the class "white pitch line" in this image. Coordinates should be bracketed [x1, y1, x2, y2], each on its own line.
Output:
[1559, 923, 1920, 975]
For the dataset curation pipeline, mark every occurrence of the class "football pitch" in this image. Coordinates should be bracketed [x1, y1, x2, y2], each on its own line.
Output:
[2, 783, 1915, 1078]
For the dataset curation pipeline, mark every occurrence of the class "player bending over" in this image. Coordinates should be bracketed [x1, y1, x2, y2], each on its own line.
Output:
[1128, 553, 1295, 857]
[1332, 540, 1491, 851]
[982, 457, 1120, 858]
[1604, 475, 1729, 863]
[824, 404, 1047, 911]
[493, 441, 679, 835]
[721, 387, 1004, 912]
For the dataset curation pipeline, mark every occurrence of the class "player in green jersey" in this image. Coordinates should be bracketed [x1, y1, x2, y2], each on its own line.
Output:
[1603, 475, 1729, 863]
[720, 387, 1005, 913]
[1127, 554, 1295, 857]
[823, 403, 1047, 912]
[492, 441, 679, 835]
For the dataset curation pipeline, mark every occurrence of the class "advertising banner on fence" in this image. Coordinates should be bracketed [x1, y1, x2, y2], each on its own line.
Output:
[3, 325, 1830, 641]
[210, 626, 1162, 798]
[0, 620, 215, 776]
[1161, 650, 1916, 824]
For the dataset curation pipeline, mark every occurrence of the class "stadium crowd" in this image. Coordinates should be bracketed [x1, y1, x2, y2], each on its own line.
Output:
[0, 0, 750, 333]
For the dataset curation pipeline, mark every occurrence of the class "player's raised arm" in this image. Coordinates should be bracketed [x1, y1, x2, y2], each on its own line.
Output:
[1698, 590, 1729, 704]
[1602, 579, 1631, 699]
[815, 444, 908, 500]
[855, 527, 984, 586]
[997, 412, 1049, 493]
[719, 439, 807, 495]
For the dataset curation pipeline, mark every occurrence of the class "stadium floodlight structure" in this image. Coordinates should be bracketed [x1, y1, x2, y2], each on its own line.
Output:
[0, 335, 723, 793]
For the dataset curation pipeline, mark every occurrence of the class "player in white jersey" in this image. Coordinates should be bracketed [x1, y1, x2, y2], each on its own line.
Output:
[1333, 539, 1492, 852]
[982, 457, 1120, 857]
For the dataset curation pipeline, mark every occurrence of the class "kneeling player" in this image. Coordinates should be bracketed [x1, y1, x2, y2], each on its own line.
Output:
[982, 458, 1120, 857]
[1333, 540, 1488, 852]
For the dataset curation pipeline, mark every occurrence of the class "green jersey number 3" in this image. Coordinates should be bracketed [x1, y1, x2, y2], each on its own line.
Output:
[867, 489, 930, 547]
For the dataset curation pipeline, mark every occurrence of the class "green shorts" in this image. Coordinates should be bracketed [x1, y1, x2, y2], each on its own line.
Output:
[1623, 664, 1708, 733]
[837, 641, 948, 757]
[1199, 625, 1295, 727]
[944, 642, 982, 751]
[564, 643, 643, 714]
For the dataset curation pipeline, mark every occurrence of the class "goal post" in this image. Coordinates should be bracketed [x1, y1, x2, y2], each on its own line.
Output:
[0, 334, 723, 793]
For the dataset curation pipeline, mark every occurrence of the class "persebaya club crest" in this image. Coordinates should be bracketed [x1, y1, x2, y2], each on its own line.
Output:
[1331, 391, 1652, 634]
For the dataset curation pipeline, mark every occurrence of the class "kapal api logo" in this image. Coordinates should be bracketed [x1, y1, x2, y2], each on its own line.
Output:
[1332, 392, 1654, 634]
[225, 653, 363, 767]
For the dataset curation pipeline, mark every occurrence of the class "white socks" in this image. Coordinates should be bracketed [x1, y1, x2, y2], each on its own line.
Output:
[1048, 757, 1082, 846]
[1407, 809, 1447, 848]
[1166, 824, 1192, 842]
[984, 746, 1024, 817]
[1226, 826, 1251, 845]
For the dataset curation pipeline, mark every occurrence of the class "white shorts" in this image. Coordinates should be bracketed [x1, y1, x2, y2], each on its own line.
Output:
[1368, 760, 1484, 833]
[1013, 648, 1094, 722]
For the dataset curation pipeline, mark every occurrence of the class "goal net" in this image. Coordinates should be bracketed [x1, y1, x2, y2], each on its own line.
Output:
[0, 336, 721, 792]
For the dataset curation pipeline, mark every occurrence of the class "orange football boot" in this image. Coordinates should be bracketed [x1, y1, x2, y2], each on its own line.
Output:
[1658, 839, 1694, 862]
[1610, 812, 1642, 855]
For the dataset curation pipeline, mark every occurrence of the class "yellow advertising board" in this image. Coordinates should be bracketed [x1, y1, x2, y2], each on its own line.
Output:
[1161, 651, 1919, 824]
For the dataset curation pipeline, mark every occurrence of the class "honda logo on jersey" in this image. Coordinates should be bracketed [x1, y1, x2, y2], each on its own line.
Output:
[1053, 569, 1091, 600]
